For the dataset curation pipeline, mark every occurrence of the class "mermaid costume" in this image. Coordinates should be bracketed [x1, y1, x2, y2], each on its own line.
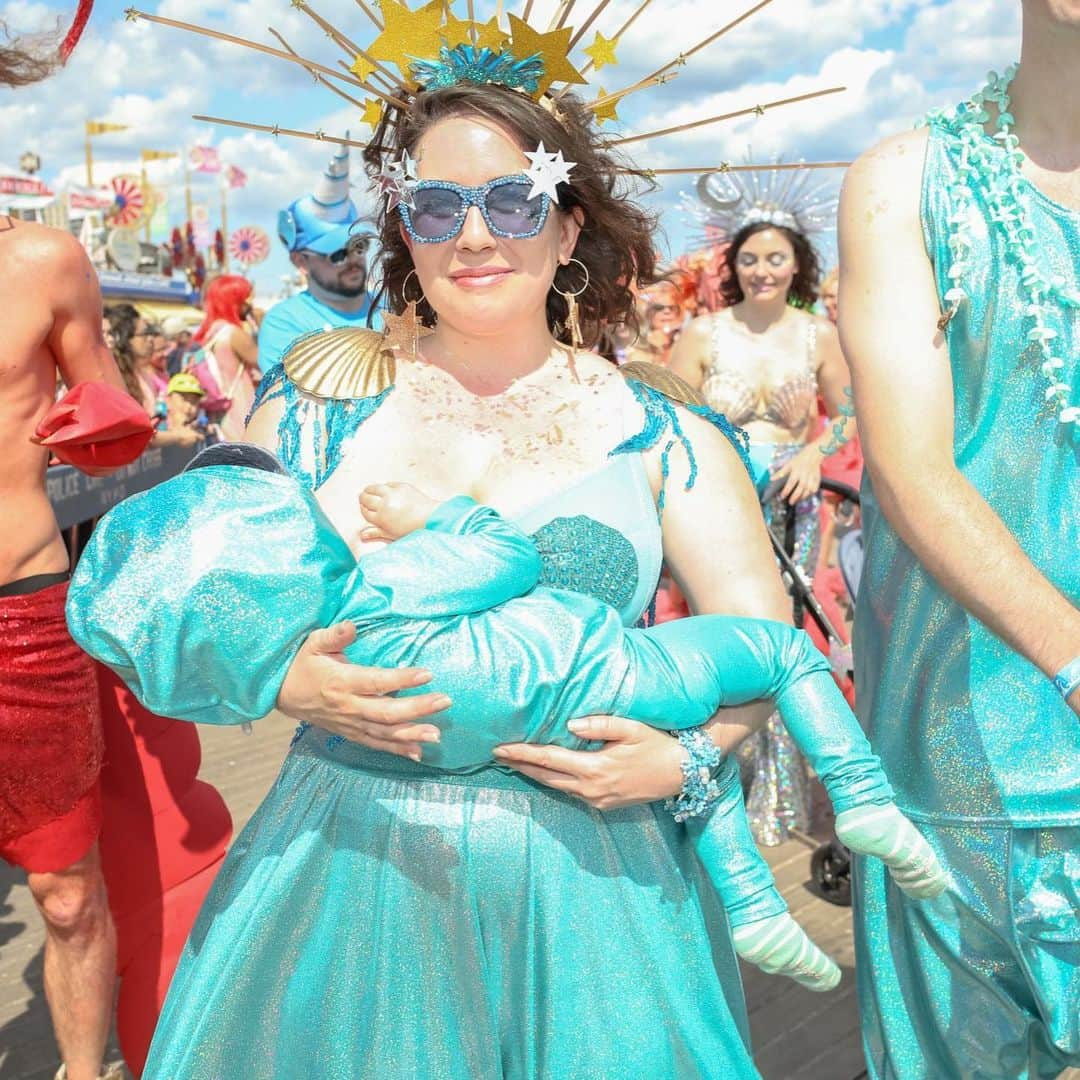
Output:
[66, 357, 939, 1078]
[69, 442, 943, 954]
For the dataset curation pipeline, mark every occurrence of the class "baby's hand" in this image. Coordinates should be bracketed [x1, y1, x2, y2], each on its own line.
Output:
[359, 482, 440, 541]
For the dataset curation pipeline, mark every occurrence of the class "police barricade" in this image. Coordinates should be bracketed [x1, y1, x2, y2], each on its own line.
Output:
[48, 441, 203, 531]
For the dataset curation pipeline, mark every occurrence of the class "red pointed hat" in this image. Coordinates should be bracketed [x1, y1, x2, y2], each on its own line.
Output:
[59, 0, 95, 63]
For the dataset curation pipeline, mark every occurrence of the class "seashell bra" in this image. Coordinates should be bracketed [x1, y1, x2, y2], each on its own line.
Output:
[701, 309, 818, 434]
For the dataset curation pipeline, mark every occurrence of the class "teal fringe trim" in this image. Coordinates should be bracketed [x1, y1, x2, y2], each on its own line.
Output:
[612, 379, 753, 517]
[247, 363, 394, 490]
[613, 379, 751, 628]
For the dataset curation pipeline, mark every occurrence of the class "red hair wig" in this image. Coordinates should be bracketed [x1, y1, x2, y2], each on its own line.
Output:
[193, 275, 252, 345]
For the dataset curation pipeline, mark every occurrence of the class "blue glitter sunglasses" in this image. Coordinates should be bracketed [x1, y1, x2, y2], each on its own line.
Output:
[399, 174, 550, 244]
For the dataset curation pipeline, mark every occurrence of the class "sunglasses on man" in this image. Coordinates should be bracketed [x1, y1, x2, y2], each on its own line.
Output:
[302, 241, 369, 265]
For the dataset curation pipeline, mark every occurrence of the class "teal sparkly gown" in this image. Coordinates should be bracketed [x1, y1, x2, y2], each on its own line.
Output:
[852, 114, 1080, 1077]
[72, 371, 775, 1078]
[68, 446, 899, 955]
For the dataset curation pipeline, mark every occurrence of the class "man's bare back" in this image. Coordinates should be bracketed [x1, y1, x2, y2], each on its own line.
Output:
[0, 216, 124, 585]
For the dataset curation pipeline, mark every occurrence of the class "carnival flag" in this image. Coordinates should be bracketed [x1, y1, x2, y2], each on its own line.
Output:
[225, 164, 247, 189]
[86, 120, 129, 136]
[189, 146, 221, 173]
[141, 149, 178, 163]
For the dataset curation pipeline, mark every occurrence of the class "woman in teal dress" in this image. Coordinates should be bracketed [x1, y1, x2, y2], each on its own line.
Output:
[80, 85, 804, 1078]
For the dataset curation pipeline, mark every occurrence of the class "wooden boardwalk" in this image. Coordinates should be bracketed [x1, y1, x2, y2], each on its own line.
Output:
[0, 717, 1054, 1080]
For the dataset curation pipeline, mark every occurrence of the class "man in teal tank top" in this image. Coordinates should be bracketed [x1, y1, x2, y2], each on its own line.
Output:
[838, 5, 1080, 1077]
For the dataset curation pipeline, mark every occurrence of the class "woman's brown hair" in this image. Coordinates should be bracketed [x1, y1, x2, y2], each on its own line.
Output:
[104, 303, 146, 404]
[361, 84, 659, 349]
[0, 20, 58, 87]
[719, 221, 823, 309]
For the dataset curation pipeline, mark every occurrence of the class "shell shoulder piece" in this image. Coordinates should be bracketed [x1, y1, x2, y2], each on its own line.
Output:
[619, 361, 706, 408]
[283, 327, 396, 400]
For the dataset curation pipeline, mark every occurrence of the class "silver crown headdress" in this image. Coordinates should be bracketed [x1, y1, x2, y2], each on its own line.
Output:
[682, 158, 839, 249]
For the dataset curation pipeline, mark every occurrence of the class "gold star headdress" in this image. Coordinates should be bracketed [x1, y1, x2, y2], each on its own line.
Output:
[122, 0, 852, 179]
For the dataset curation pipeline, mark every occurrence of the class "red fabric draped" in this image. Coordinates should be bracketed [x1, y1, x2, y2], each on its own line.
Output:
[96, 667, 232, 1076]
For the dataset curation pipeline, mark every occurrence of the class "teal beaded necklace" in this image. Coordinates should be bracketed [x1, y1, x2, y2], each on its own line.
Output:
[930, 65, 1080, 431]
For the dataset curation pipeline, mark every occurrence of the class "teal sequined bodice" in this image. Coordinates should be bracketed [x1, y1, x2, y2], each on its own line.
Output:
[854, 121, 1080, 826]
[517, 453, 661, 628]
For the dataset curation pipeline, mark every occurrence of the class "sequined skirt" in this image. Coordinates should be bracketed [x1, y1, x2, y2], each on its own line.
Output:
[739, 443, 819, 845]
[144, 737, 760, 1079]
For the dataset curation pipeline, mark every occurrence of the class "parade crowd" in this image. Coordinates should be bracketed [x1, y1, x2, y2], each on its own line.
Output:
[1, 2, 1078, 1080]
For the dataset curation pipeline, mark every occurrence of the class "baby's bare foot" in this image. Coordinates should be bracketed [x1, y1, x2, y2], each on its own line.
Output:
[359, 482, 440, 540]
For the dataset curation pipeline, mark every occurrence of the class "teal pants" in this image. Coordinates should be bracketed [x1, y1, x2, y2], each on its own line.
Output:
[854, 822, 1080, 1079]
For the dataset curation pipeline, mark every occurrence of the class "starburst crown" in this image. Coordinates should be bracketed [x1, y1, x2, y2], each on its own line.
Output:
[123, 0, 853, 197]
[682, 157, 840, 251]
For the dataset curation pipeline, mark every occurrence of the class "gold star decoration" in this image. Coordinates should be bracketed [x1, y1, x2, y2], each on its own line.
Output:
[439, 10, 473, 48]
[583, 31, 618, 72]
[506, 14, 586, 98]
[472, 16, 509, 51]
[753, 103, 765, 116]
[351, 53, 378, 82]
[123, 6, 139, 20]
[361, 98, 384, 128]
[592, 89, 620, 124]
[368, 0, 446, 82]
[382, 302, 434, 357]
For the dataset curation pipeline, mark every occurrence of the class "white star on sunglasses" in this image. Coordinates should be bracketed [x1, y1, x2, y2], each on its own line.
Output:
[524, 142, 576, 201]
[400, 149, 420, 182]
[379, 151, 421, 211]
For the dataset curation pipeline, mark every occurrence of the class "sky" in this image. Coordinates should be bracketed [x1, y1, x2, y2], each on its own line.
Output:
[1, 0, 1021, 300]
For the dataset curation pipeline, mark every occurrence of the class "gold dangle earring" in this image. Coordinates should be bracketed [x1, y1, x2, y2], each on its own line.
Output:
[382, 269, 435, 359]
[556, 258, 590, 350]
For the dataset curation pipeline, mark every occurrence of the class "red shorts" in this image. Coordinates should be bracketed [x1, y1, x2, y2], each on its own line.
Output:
[0, 782, 102, 873]
[0, 580, 104, 872]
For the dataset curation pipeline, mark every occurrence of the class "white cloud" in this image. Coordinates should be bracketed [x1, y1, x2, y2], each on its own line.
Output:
[901, 0, 1020, 83]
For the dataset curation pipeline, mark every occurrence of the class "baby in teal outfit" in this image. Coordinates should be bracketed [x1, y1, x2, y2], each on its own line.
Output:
[68, 446, 948, 992]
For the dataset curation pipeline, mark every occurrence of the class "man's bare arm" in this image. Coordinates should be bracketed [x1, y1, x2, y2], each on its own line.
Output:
[839, 129, 1080, 706]
[46, 230, 125, 391]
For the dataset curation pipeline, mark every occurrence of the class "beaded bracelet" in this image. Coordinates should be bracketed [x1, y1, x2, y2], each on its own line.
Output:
[1052, 656, 1080, 700]
[665, 727, 724, 823]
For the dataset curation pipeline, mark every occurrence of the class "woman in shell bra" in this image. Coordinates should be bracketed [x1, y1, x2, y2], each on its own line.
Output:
[670, 215, 856, 846]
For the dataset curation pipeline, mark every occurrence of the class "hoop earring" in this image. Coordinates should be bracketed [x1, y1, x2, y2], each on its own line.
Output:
[384, 268, 434, 357]
[556, 257, 589, 349]
[402, 269, 425, 305]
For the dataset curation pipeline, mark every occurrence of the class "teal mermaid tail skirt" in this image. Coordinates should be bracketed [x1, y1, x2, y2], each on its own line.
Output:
[144, 737, 761, 1080]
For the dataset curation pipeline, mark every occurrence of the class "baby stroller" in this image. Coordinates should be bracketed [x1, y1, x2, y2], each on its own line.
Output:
[760, 475, 863, 907]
